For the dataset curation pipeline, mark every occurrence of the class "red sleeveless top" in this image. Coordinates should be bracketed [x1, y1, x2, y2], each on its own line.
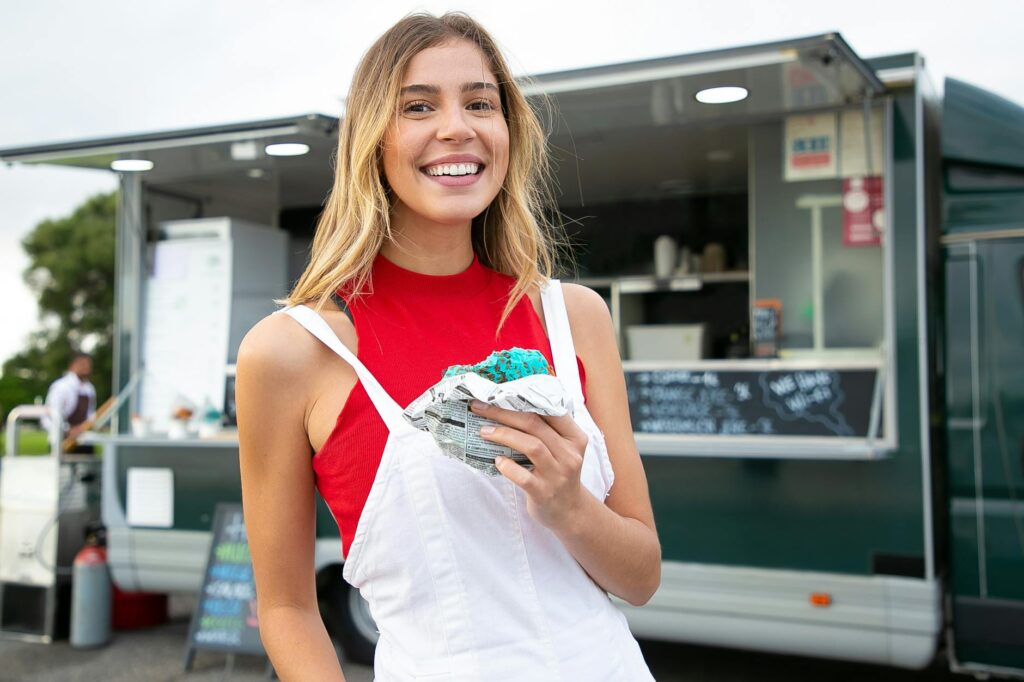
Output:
[314, 252, 587, 556]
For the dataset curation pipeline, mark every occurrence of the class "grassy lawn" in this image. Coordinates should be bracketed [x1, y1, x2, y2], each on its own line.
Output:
[0, 427, 53, 456]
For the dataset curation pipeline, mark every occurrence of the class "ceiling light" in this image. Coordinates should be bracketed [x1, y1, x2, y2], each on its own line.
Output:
[265, 143, 309, 157]
[247, 168, 265, 179]
[231, 141, 259, 161]
[695, 86, 748, 104]
[110, 159, 154, 172]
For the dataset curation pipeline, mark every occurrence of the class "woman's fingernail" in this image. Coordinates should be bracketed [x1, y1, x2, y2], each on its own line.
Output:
[480, 425, 495, 435]
[470, 400, 486, 411]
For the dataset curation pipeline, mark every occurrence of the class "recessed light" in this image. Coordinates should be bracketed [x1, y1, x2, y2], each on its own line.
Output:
[265, 143, 310, 157]
[231, 141, 259, 161]
[247, 168, 266, 179]
[110, 159, 154, 172]
[695, 86, 748, 104]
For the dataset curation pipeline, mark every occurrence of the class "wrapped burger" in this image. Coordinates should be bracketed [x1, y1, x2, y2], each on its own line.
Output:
[403, 348, 573, 476]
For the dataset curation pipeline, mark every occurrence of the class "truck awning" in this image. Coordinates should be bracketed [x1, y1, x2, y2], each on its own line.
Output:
[0, 114, 339, 208]
[0, 113, 337, 168]
[525, 33, 884, 134]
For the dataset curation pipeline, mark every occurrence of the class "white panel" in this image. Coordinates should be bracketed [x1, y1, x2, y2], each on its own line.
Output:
[107, 528, 210, 592]
[0, 508, 58, 586]
[615, 561, 941, 669]
[126, 468, 174, 528]
[140, 236, 232, 431]
[106, 532, 343, 594]
[0, 457, 60, 586]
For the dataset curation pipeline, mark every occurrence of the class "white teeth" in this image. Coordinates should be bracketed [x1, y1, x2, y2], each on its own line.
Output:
[425, 162, 480, 176]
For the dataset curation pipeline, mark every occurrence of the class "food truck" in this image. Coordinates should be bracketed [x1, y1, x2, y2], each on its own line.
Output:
[1, 33, 1021, 677]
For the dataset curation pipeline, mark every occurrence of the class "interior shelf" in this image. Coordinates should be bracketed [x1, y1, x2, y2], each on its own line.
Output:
[574, 271, 749, 293]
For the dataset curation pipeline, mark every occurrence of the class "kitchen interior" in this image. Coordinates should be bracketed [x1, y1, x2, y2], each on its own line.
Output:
[541, 48, 888, 366]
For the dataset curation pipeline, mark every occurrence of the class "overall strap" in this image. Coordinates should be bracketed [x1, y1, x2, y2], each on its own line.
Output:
[274, 305, 408, 434]
[539, 280, 585, 405]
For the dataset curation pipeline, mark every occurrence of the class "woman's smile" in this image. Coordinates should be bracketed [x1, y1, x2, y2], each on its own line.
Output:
[420, 153, 486, 187]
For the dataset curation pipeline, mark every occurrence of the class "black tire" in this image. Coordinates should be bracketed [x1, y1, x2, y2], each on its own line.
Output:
[317, 565, 378, 665]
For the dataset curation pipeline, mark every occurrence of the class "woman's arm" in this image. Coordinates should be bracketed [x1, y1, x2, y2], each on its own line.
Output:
[472, 283, 661, 606]
[237, 314, 347, 681]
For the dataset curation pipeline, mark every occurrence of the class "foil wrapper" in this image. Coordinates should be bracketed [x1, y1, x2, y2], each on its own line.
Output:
[402, 372, 573, 476]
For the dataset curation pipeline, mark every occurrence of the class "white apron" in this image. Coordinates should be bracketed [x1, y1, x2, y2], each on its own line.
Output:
[280, 280, 655, 681]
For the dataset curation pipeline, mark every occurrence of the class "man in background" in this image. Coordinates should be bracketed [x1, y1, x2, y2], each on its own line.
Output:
[41, 351, 96, 454]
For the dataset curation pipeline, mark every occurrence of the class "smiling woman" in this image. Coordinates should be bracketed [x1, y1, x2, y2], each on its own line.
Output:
[235, 11, 659, 681]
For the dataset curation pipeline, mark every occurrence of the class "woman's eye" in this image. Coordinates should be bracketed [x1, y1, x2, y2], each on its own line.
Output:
[402, 99, 497, 114]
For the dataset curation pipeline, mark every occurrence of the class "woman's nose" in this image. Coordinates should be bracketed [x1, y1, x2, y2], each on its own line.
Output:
[436, 105, 475, 142]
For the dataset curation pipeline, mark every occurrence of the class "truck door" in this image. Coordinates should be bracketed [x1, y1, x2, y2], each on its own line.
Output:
[942, 77, 1024, 677]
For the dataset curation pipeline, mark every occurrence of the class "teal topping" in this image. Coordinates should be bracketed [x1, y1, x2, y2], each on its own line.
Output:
[442, 347, 553, 383]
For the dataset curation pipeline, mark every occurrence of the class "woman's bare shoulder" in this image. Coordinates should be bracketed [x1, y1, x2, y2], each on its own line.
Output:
[523, 280, 610, 352]
[560, 282, 608, 314]
[559, 282, 614, 357]
[237, 302, 356, 383]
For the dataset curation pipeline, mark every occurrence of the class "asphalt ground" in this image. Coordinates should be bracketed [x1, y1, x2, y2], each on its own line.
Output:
[0, 594, 961, 681]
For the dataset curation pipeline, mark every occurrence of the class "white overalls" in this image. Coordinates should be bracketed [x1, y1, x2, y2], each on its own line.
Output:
[280, 280, 655, 681]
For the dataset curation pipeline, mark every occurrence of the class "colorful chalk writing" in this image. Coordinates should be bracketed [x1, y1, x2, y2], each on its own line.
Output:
[185, 504, 266, 664]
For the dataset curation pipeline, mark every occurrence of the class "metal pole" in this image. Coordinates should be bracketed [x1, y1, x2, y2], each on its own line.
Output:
[796, 195, 843, 353]
[811, 206, 824, 352]
[113, 172, 144, 434]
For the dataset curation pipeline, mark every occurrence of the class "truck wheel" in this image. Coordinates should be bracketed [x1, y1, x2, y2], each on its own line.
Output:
[317, 565, 378, 665]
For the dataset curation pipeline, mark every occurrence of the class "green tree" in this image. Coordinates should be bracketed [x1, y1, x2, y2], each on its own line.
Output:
[0, 370, 38, 418]
[0, 191, 116, 422]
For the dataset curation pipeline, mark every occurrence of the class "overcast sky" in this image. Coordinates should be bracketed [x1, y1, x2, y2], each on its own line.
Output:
[2, 0, 1021, 370]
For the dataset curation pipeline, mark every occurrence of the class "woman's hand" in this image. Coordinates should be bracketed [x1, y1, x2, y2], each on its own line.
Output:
[469, 398, 590, 532]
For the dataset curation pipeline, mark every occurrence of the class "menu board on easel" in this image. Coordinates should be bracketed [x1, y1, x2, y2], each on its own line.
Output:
[184, 503, 267, 670]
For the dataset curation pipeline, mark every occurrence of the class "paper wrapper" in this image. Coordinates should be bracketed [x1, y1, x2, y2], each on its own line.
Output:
[402, 372, 573, 476]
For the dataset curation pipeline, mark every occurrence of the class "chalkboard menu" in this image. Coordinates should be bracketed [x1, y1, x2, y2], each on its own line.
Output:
[625, 367, 880, 438]
[184, 503, 265, 669]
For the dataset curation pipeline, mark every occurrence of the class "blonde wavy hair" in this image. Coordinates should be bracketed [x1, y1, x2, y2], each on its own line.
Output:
[280, 11, 570, 332]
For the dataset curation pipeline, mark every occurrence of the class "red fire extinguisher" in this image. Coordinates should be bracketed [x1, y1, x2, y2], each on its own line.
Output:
[71, 523, 111, 648]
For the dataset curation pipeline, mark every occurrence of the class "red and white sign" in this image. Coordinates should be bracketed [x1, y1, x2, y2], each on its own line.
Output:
[785, 114, 838, 181]
[842, 176, 884, 247]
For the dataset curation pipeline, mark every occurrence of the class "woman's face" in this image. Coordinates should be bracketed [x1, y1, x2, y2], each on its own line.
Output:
[381, 39, 510, 230]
